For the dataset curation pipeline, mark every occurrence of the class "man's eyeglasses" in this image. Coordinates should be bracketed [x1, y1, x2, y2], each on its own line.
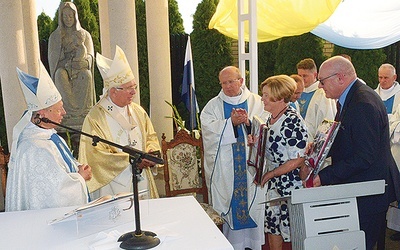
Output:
[115, 85, 138, 92]
[220, 78, 240, 85]
[319, 73, 337, 86]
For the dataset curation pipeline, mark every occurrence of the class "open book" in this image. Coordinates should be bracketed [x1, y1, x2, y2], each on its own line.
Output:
[48, 192, 134, 225]
[78, 192, 133, 211]
[247, 115, 268, 185]
[304, 119, 341, 187]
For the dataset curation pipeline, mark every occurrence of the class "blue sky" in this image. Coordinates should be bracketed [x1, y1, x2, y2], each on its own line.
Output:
[36, 0, 201, 33]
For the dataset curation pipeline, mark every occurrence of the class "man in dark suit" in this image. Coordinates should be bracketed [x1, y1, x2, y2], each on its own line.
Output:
[306, 56, 399, 250]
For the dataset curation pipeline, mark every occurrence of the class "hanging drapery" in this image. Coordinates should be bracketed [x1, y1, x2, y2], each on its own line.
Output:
[209, 0, 400, 49]
[209, 0, 341, 42]
[311, 0, 400, 49]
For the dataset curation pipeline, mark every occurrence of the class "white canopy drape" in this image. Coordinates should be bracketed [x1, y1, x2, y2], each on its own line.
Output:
[311, 0, 400, 49]
[209, 0, 400, 49]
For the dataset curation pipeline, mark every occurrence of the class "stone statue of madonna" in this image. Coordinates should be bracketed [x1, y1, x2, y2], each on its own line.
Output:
[48, 2, 96, 131]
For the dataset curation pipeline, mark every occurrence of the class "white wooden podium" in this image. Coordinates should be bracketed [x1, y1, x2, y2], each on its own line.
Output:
[289, 180, 385, 250]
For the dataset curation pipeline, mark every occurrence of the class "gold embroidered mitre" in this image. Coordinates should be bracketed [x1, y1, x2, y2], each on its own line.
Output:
[96, 45, 135, 90]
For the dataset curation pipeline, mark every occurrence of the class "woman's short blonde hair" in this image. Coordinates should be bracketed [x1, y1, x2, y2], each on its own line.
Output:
[260, 75, 297, 103]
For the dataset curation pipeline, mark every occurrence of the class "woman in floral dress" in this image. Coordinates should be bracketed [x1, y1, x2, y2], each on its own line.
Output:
[251, 75, 308, 249]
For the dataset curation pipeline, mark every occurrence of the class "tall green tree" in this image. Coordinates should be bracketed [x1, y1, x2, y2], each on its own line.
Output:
[135, 0, 149, 112]
[169, 0, 185, 35]
[191, 0, 234, 110]
[275, 33, 326, 75]
[37, 12, 53, 42]
[258, 40, 279, 93]
[332, 46, 386, 89]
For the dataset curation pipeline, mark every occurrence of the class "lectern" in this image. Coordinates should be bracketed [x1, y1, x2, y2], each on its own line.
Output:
[289, 180, 385, 250]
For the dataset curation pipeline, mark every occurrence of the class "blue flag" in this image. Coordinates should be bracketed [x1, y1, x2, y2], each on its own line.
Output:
[181, 36, 199, 130]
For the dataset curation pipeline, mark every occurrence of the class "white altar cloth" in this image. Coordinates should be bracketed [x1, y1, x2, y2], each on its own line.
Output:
[0, 196, 233, 250]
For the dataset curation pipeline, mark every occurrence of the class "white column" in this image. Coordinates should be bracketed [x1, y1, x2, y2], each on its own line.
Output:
[98, 0, 140, 104]
[145, 0, 173, 141]
[22, 0, 40, 76]
[0, 0, 39, 149]
[238, 0, 258, 93]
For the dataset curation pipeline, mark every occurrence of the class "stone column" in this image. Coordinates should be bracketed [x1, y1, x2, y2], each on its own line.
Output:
[22, 0, 40, 76]
[0, 0, 39, 150]
[0, 0, 39, 210]
[145, 0, 173, 141]
[145, 0, 173, 197]
[98, 0, 140, 104]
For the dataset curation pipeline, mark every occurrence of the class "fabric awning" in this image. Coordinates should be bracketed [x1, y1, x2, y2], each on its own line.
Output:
[209, 0, 400, 49]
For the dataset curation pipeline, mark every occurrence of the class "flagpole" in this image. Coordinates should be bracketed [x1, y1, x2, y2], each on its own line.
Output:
[181, 35, 199, 131]
[189, 83, 194, 130]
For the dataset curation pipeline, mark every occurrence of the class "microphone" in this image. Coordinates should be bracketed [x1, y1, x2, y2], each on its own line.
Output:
[39, 117, 51, 124]
[33, 114, 41, 125]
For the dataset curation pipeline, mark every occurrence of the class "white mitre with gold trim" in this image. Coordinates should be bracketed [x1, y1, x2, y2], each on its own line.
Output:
[96, 45, 135, 93]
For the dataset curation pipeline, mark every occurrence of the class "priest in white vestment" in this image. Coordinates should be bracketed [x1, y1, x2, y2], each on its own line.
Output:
[296, 58, 336, 141]
[375, 63, 400, 172]
[201, 66, 268, 250]
[79, 46, 160, 200]
[6, 62, 91, 212]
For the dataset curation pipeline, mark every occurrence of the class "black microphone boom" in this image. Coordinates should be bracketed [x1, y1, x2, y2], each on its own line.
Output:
[39, 117, 164, 165]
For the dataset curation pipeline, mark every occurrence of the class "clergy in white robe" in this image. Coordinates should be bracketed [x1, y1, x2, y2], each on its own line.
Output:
[6, 122, 89, 211]
[6, 63, 90, 212]
[375, 63, 400, 172]
[297, 58, 336, 141]
[201, 66, 267, 250]
[78, 45, 160, 200]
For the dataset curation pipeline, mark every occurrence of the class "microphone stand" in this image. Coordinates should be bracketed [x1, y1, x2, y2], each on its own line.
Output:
[40, 118, 163, 250]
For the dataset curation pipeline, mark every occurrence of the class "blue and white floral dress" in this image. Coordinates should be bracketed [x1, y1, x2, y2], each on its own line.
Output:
[264, 106, 308, 242]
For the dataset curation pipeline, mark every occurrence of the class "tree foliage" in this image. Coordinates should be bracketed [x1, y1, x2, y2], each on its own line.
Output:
[135, 0, 149, 111]
[37, 12, 53, 42]
[168, 0, 185, 35]
[258, 40, 279, 93]
[191, 0, 234, 110]
[275, 33, 327, 75]
[332, 46, 386, 89]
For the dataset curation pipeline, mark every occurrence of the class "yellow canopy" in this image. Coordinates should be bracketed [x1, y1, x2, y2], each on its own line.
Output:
[209, 0, 341, 42]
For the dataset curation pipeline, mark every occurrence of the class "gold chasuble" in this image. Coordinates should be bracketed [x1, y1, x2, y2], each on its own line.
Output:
[79, 100, 160, 198]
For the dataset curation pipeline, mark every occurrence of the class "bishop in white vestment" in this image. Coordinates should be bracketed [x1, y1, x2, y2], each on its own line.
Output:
[6, 62, 90, 211]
